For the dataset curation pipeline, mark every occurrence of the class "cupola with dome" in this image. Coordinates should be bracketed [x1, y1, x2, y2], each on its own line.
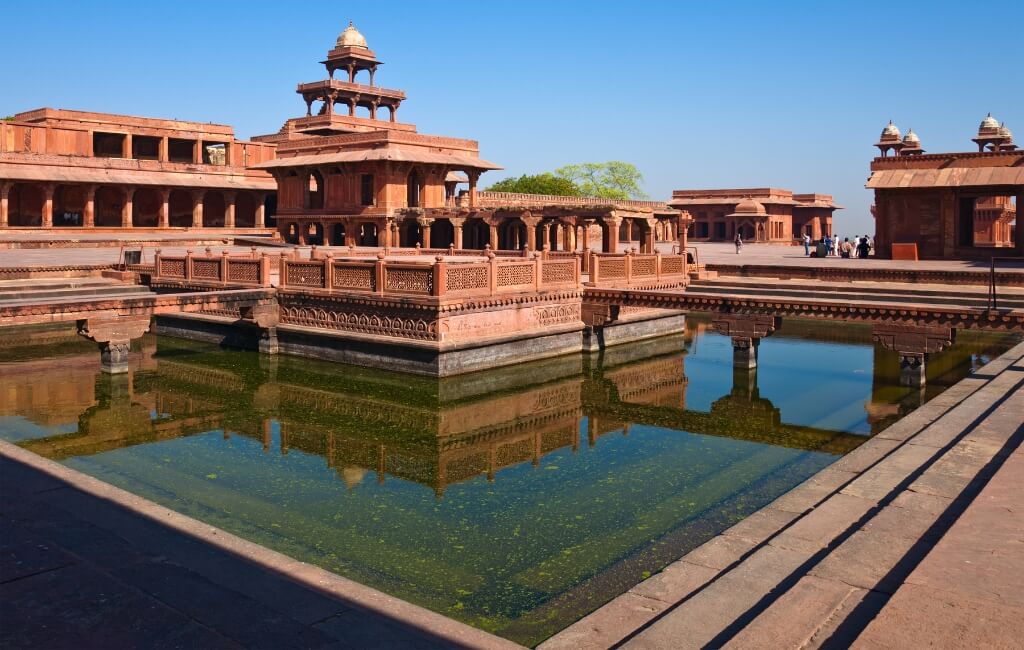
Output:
[874, 120, 905, 157]
[900, 128, 924, 155]
[972, 113, 1017, 151]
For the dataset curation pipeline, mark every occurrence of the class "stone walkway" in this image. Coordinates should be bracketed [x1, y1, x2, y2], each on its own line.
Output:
[0, 444, 518, 650]
[542, 341, 1024, 649]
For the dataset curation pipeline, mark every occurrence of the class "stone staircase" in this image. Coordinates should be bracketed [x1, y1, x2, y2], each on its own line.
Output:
[541, 341, 1024, 649]
[0, 278, 153, 306]
[686, 277, 1024, 310]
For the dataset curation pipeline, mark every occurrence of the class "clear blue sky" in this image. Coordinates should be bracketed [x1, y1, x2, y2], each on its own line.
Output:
[3, 0, 1021, 235]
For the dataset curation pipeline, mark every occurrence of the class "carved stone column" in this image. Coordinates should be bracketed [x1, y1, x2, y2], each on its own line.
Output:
[872, 324, 956, 387]
[604, 215, 622, 253]
[158, 188, 170, 228]
[254, 193, 266, 228]
[642, 218, 657, 253]
[712, 314, 780, 369]
[121, 187, 134, 228]
[450, 217, 465, 249]
[521, 214, 539, 251]
[224, 191, 236, 228]
[0, 182, 8, 228]
[419, 218, 433, 247]
[678, 210, 691, 253]
[77, 315, 152, 374]
[42, 184, 54, 228]
[191, 190, 204, 228]
[83, 185, 95, 228]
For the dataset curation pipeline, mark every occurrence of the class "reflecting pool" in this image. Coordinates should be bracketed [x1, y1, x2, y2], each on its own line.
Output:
[0, 318, 1017, 645]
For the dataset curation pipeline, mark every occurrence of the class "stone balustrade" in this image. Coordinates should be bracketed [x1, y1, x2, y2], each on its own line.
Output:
[153, 249, 271, 287]
[588, 252, 689, 286]
[278, 253, 580, 298]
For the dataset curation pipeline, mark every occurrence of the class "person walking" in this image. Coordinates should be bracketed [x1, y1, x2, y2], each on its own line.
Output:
[803, 233, 811, 256]
[735, 232, 743, 254]
[824, 234, 832, 256]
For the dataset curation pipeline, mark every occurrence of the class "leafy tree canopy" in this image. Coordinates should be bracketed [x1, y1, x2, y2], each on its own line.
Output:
[554, 161, 647, 200]
[485, 172, 582, 196]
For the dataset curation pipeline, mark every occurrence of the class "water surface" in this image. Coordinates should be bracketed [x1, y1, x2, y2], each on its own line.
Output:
[0, 318, 1015, 645]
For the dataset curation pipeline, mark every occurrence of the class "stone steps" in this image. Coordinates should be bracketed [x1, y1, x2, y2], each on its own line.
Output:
[0, 284, 153, 304]
[686, 280, 1024, 310]
[540, 341, 1024, 650]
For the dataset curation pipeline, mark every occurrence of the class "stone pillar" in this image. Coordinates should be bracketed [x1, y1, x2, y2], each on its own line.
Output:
[489, 223, 499, 250]
[451, 217, 465, 249]
[643, 218, 657, 253]
[193, 140, 202, 164]
[158, 137, 168, 162]
[678, 211, 689, 253]
[522, 215, 539, 251]
[420, 219, 432, 247]
[224, 191, 236, 228]
[468, 171, 480, 209]
[872, 324, 956, 388]
[42, 184, 54, 228]
[581, 221, 590, 253]
[605, 216, 621, 253]
[122, 187, 134, 228]
[541, 222, 551, 250]
[123, 133, 132, 159]
[77, 315, 151, 374]
[732, 337, 759, 369]
[254, 193, 266, 228]
[251, 302, 280, 355]
[712, 314, 781, 370]
[83, 185, 95, 228]
[191, 190, 204, 227]
[158, 188, 170, 228]
[0, 182, 8, 228]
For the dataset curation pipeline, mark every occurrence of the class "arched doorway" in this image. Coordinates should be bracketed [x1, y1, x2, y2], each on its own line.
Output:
[8, 183, 43, 227]
[331, 223, 346, 246]
[202, 191, 225, 227]
[132, 187, 161, 227]
[235, 192, 257, 227]
[357, 222, 379, 246]
[169, 190, 193, 227]
[53, 185, 84, 227]
[499, 219, 527, 250]
[430, 219, 455, 248]
[463, 219, 489, 249]
[284, 222, 300, 244]
[94, 186, 123, 227]
[738, 222, 755, 241]
[399, 219, 421, 247]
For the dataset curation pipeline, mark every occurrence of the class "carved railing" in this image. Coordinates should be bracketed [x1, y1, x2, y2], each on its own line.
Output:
[279, 253, 580, 298]
[588, 252, 689, 286]
[153, 249, 271, 287]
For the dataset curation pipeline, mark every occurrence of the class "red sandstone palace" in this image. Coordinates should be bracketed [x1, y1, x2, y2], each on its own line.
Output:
[669, 189, 839, 244]
[868, 115, 1022, 259]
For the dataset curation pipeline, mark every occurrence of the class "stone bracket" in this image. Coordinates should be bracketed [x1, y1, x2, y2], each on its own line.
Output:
[872, 324, 956, 355]
[712, 314, 780, 339]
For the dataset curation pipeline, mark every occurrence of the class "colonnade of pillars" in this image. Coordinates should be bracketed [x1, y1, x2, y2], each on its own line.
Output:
[0, 181, 268, 229]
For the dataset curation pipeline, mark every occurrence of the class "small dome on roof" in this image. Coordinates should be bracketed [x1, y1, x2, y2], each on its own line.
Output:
[903, 129, 920, 144]
[979, 113, 1000, 132]
[999, 123, 1013, 139]
[732, 197, 767, 216]
[880, 121, 901, 140]
[337, 21, 368, 49]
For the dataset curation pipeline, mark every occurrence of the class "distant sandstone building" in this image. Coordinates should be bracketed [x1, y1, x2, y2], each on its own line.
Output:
[0, 109, 277, 230]
[668, 189, 840, 244]
[867, 115, 1022, 259]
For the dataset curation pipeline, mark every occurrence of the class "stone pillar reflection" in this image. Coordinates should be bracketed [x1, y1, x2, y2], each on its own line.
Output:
[732, 336, 759, 369]
[899, 353, 926, 388]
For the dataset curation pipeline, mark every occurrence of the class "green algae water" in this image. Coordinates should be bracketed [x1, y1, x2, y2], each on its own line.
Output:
[0, 318, 1017, 646]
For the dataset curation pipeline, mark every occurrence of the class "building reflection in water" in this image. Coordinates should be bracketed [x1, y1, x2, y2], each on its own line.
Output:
[2, 317, 1013, 497]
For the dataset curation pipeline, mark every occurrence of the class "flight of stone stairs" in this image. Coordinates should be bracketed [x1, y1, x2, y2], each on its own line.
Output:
[685, 277, 1024, 310]
[0, 278, 153, 306]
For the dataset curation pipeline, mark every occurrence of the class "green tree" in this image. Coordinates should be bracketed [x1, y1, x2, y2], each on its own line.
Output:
[554, 161, 647, 200]
[485, 173, 582, 196]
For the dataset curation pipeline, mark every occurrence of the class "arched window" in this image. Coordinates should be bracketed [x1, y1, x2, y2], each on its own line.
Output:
[307, 170, 324, 210]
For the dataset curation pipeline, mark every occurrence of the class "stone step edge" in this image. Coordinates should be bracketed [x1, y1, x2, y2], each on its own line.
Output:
[0, 440, 524, 650]
[539, 339, 1024, 649]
